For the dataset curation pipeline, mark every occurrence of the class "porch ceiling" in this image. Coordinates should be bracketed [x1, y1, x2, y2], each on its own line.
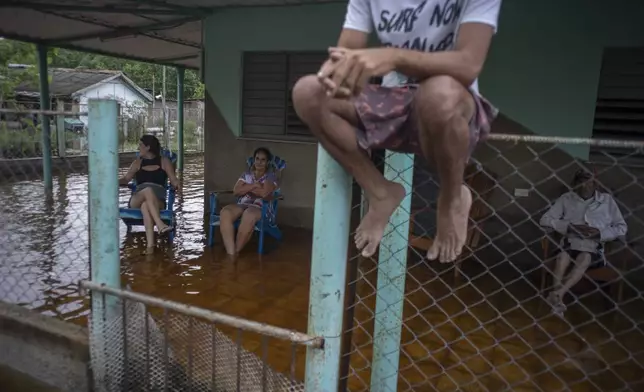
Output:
[0, 0, 345, 69]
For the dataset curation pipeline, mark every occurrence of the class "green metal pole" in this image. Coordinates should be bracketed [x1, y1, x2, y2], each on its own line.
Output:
[370, 151, 414, 390]
[37, 44, 53, 191]
[176, 67, 185, 171]
[88, 99, 120, 313]
[305, 145, 352, 391]
[87, 99, 121, 387]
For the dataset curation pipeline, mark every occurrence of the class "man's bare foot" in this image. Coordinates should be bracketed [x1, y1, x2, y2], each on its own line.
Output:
[547, 291, 566, 316]
[427, 184, 472, 263]
[354, 181, 406, 258]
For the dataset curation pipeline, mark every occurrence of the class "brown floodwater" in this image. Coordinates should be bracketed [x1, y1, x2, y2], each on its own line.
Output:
[1, 154, 643, 391]
[0, 155, 214, 321]
[0, 154, 312, 328]
[0, 153, 317, 385]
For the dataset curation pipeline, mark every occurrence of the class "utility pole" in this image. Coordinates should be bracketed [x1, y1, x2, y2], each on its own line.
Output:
[162, 66, 169, 148]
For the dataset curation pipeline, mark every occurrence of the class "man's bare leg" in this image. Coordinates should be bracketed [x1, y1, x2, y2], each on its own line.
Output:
[555, 252, 591, 298]
[414, 76, 475, 263]
[547, 251, 572, 313]
[293, 75, 405, 257]
[553, 251, 572, 290]
[548, 251, 591, 314]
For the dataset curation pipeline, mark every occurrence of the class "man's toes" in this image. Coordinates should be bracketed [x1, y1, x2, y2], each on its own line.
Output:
[454, 243, 463, 258]
[441, 248, 455, 263]
[426, 243, 439, 260]
[361, 239, 379, 258]
[355, 234, 368, 250]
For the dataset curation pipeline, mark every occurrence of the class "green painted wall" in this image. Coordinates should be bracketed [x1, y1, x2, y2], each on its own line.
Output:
[204, 4, 347, 137]
[481, 0, 644, 141]
[204, 0, 644, 145]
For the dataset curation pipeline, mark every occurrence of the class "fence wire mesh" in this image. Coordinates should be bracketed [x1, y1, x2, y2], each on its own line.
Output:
[4, 74, 204, 158]
[0, 107, 92, 319]
[341, 137, 644, 392]
[0, 100, 201, 319]
[86, 284, 309, 392]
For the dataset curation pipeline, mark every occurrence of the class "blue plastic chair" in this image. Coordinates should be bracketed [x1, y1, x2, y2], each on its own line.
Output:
[208, 155, 287, 254]
[119, 149, 178, 242]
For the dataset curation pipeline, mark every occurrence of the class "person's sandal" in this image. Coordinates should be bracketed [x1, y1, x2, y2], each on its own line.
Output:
[159, 225, 172, 235]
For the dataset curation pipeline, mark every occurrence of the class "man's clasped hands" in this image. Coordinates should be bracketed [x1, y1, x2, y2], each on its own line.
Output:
[316, 47, 396, 99]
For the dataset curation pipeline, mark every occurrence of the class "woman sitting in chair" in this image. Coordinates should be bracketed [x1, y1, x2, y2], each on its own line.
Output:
[119, 134, 180, 254]
[220, 147, 277, 256]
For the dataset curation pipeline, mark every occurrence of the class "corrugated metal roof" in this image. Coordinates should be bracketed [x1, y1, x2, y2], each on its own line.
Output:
[0, 0, 344, 69]
[14, 68, 154, 101]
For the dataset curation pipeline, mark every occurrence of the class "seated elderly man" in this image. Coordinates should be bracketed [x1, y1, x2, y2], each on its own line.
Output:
[540, 169, 627, 315]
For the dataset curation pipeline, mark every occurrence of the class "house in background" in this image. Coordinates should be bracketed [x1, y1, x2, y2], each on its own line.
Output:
[14, 67, 153, 126]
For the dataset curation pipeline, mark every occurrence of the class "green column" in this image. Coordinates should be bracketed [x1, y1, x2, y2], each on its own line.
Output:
[176, 67, 185, 171]
[37, 44, 53, 191]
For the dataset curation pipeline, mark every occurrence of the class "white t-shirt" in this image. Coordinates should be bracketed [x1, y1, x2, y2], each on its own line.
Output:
[342, 0, 502, 93]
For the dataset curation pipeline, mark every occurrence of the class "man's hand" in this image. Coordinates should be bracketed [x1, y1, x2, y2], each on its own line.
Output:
[317, 57, 352, 98]
[317, 47, 396, 98]
[571, 224, 600, 239]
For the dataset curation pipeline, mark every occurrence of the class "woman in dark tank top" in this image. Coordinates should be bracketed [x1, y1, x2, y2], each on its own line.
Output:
[119, 134, 180, 254]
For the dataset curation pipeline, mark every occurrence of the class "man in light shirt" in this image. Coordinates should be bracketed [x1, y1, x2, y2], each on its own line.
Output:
[292, 0, 502, 263]
[540, 169, 627, 315]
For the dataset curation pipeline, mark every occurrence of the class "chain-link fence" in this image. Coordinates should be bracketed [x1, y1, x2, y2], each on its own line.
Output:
[82, 281, 315, 392]
[340, 136, 644, 391]
[4, 66, 204, 156]
[147, 105, 205, 153]
[0, 105, 93, 319]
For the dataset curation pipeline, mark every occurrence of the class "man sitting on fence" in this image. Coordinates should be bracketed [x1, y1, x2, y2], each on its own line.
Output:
[540, 169, 627, 315]
[292, 0, 502, 262]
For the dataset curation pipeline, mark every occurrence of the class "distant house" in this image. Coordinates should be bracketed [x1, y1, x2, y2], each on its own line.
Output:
[14, 67, 154, 126]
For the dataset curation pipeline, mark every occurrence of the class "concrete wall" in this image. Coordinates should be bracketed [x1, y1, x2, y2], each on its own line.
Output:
[202, 0, 644, 229]
[482, 0, 644, 141]
[0, 301, 90, 392]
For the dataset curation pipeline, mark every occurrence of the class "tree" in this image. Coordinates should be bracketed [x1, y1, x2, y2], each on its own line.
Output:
[0, 39, 38, 102]
[51, 48, 204, 100]
[0, 39, 204, 101]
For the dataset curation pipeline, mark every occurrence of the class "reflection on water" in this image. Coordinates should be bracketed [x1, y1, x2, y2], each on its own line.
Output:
[0, 155, 207, 322]
[0, 153, 316, 382]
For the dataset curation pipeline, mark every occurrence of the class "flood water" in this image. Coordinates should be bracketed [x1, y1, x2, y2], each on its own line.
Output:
[0, 153, 317, 384]
[3, 155, 644, 390]
[0, 155, 233, 322]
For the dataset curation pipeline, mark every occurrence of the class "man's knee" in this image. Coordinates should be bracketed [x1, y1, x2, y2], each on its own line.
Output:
[576, 252, 592, 265]
[557, 251, 570, 261]
[292, 75, 326, 118]
[415, 75, 472, 127]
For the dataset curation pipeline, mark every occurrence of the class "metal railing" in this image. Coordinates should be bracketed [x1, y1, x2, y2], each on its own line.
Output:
[82, 281, 316, 392]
